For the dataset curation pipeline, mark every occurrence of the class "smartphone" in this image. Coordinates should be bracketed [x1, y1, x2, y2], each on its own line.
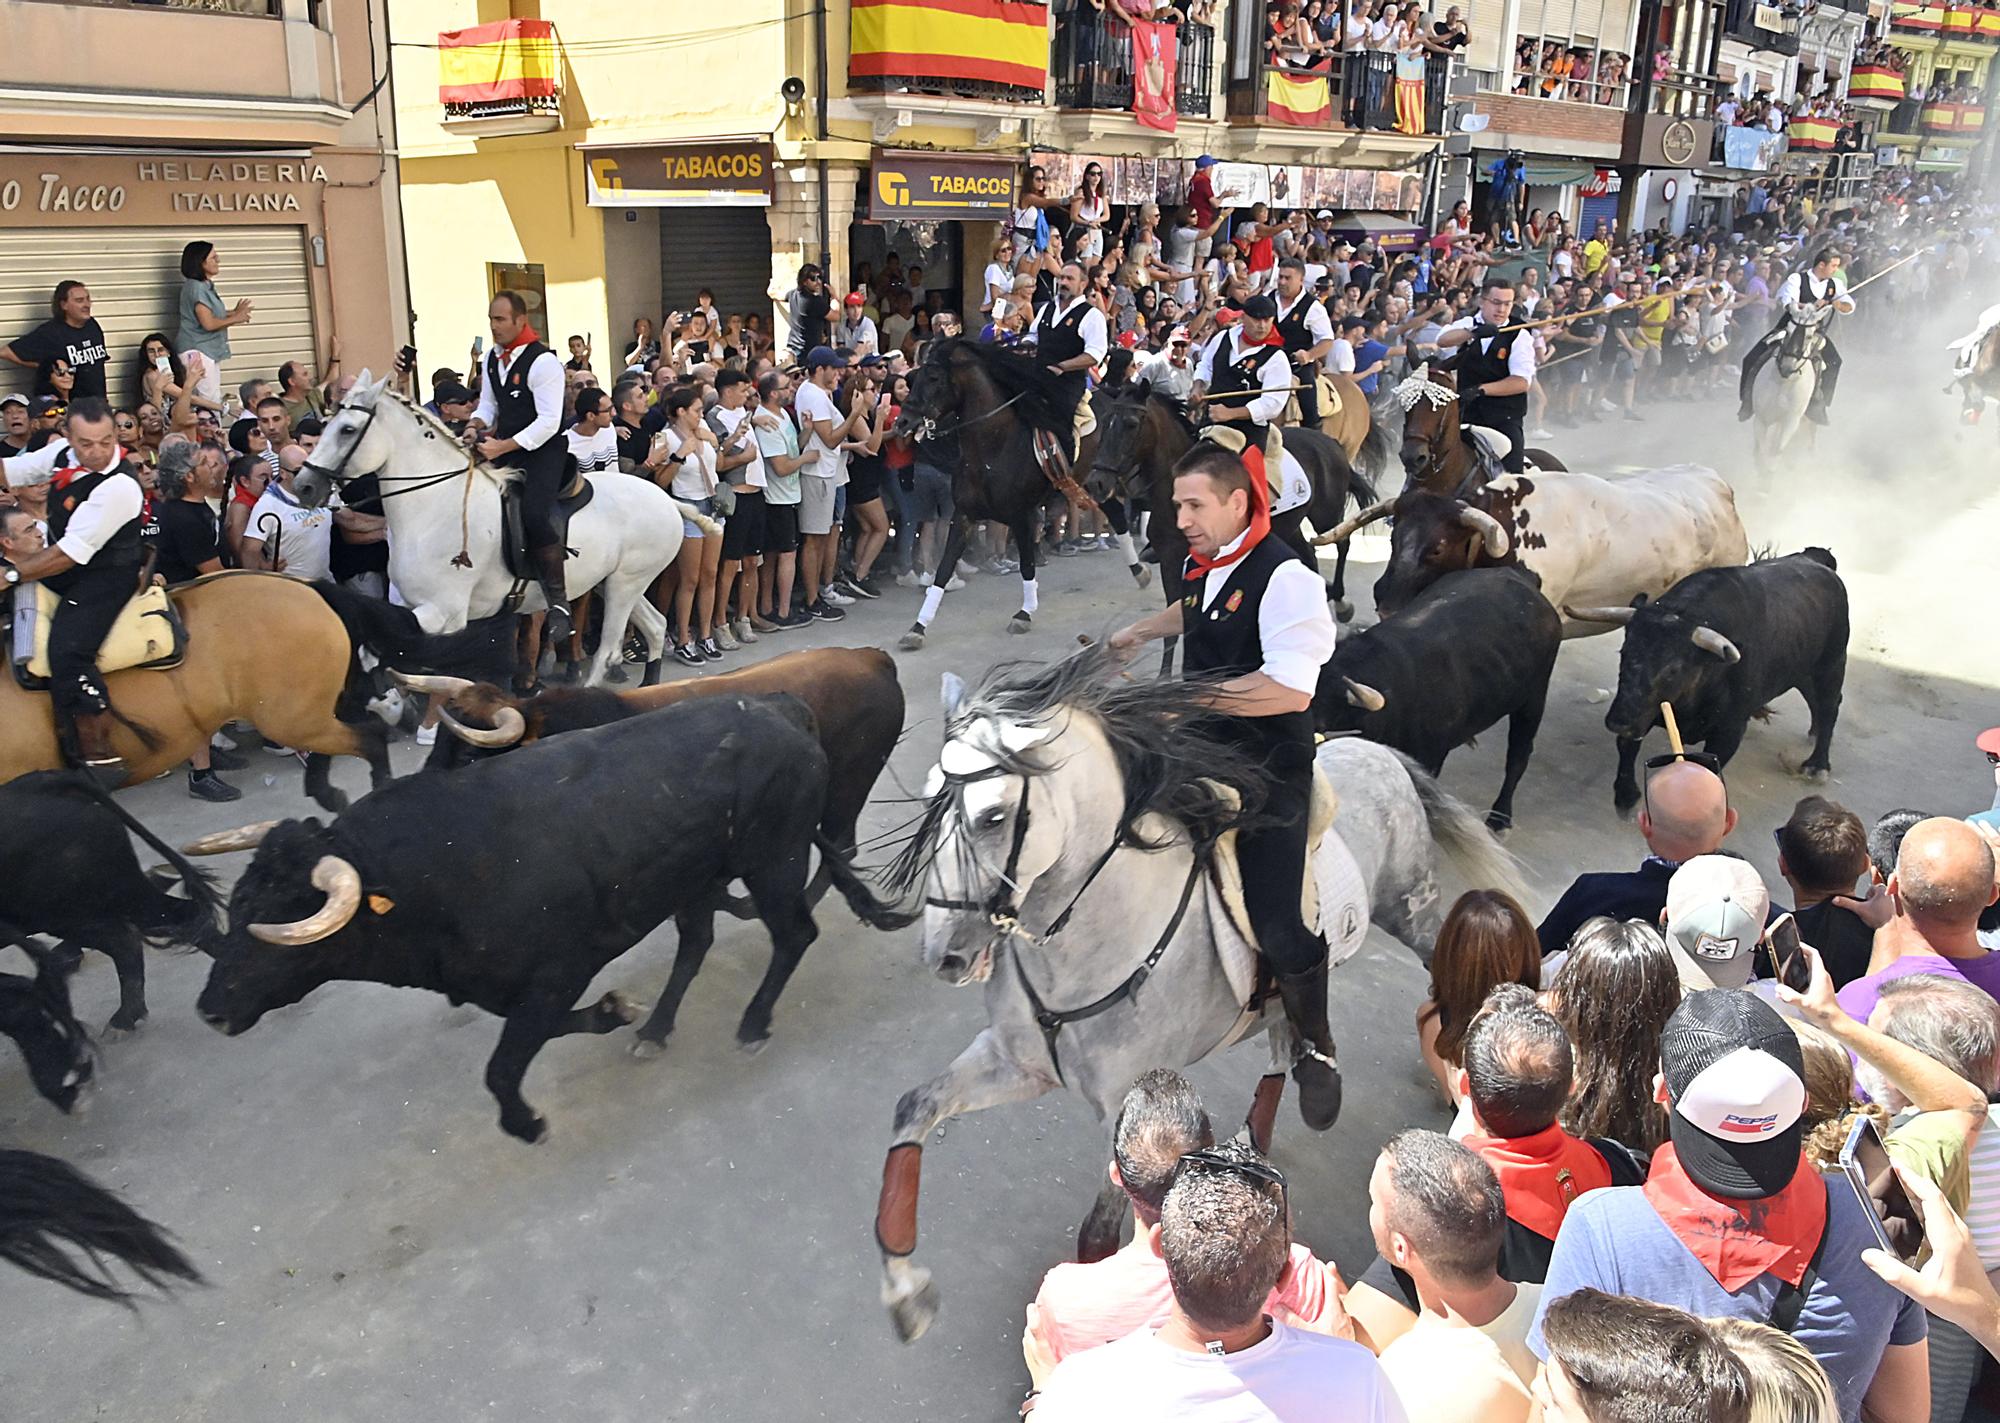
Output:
[395, 344, 417, 374]
[1839, 1116, 1926, 1263]
[1761, 913, 1811, 993]
[472, 335, 484, 358]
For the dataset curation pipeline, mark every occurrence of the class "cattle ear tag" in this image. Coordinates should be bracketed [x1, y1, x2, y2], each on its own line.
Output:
[368, 894, 395, 916]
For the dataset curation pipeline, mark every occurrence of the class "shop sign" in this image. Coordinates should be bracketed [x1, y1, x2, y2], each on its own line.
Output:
[869, 151, 1015, 222]
[583, 143, 774, 208]
[1581, 168, 1611, 197]
[0, 152, 329, 228]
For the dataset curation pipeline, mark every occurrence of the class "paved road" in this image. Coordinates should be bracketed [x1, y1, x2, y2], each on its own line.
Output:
[3, 308, 1997, 1421]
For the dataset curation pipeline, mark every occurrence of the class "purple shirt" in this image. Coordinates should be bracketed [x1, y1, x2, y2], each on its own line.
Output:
[1837, 949, 2000, 1025]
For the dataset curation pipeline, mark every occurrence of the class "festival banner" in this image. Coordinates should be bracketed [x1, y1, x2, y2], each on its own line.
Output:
[1722, 125, 1787, 170]
[1847, 64, 1906, 101]
[849, 0, 1050, 91]
[437, 19, 558, 104]
[1788, 115, 1840, 150]
[1266, 70, 1333, 127]
[1131, 20, 1178, 133]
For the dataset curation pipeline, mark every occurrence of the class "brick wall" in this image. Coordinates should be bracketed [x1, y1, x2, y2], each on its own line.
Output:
[1472, 93, 1626, 144]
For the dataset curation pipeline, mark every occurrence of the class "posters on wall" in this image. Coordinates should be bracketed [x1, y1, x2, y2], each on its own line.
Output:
[1029, 155, 1423, 214]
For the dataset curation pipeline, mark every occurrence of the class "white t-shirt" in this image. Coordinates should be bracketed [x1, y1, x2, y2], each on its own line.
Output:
[793, 380, 849, 488]
[565, 422, 618, 475]
[984, 261, 1013, 313]
[708, 403, 765, 490]
[661, 426, 717, 502]
[248, 481, 335, 583]
[1378, 1312, 1534, 1423]
[1034, 1321, 1406, 1422]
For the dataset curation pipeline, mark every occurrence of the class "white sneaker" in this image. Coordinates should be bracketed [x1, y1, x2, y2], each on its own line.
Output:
[1528, 428, 1554, 440]
[211, 730, 240, 752]
[822, 586, 856, 606]
[943, 575, 967, 591]
[415, 723, 437, 747]
[731, 617, 758, 644]
[714, 624, 739, 651]
[896, 569, 923, 589]
[957, 559, 980, 578]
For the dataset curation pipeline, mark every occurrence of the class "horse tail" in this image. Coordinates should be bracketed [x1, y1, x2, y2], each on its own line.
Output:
[1396, 752, 1532, 904]
[674, 501, 724, 542]
[72, 774, 222, 954]
[1355, 411, 1396, 493]
[311, 580, 514, 682]
[815, 833, 921, 931]
[1344, 441, 1379, 513]
[0, 1149, 202, 1304]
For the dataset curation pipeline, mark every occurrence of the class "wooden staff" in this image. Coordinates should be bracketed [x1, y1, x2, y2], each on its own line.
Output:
[1662, 701, 1684, 755]
[1494, 279, 1713, 335]
[1839, 247, 1923, 296]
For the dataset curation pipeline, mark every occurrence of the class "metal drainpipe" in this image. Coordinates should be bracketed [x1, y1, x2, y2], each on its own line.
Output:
[816, 0, 832, 273]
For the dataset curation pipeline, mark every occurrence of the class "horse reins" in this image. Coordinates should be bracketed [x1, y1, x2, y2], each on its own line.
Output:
[303, 394, 483, 566]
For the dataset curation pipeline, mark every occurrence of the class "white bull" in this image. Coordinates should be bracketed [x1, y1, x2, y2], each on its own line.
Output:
[1340, 463, 1750, 637]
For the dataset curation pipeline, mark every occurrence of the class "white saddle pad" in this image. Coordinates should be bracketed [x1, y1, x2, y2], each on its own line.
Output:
[1214, 808, 1371, 1011]
[1463, 423, 1513, 462]
[1271, 448, 1312, 516]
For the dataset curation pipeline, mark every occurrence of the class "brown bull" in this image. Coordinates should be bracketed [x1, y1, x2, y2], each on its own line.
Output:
[410, 646, 903, 856]
[2, 572, 389, 812]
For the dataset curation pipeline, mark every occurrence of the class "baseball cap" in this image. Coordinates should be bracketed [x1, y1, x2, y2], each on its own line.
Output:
[1116, 330, 1139, 350]
[1195, 154, 1217, 169]
[1215, 307, 1242, 326]
[845, 292, 866, 307]
[0, 393, 26, 410]
[804, 346, 843, 370]
[1169, 325, 1191, 343]
[1662, 989, 1807, 1199]
[856, 353, 884, 367]
[434, 381, 474, 406]
[32, 396, 62, 416]
[1978, 727, 2000, 757]
[1314, 209, 1333, 219]
[1241, 294, 1279, 320]
[1664, 856, 1770, 992]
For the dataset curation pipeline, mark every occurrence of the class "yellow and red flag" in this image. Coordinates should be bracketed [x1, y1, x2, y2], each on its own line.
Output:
[850, 0, 1050, 91]
[438, 19, 558, 104]
[1266, 69, 1332, 126]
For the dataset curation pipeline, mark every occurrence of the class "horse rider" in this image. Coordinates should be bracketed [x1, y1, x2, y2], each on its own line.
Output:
[1029, 259, 1109, 461]
[1106, 439, 1342, 1130]
[1192, 294, 1293, 498]
[463, 289, 573, 642]
[1737, 247, 1854, 427]
[1436, 275, 1537, 473]
[0, 397, 144, 784]
[1273, 258, 1335, 428]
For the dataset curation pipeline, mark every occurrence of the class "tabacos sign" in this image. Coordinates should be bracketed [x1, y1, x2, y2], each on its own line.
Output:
[869, 151, 1016, 222]
[583, 142, 775, 208]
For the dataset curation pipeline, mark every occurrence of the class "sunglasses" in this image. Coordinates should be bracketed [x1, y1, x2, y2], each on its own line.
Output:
[1171, 1149, 1289, 1217]
[1642, 748, 1725, 819]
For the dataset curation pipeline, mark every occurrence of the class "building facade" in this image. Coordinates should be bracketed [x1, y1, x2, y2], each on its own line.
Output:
[0, 0, 407, 409]
[389, 1, 1457, 363]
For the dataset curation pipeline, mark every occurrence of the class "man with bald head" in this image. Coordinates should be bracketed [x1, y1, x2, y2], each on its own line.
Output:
[1536, 759, 1739, 955]
[1837, 817, 2000, 1024]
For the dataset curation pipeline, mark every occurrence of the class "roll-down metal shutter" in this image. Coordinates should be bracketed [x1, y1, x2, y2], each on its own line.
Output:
[658, 207, 772, 327]
[0, 225, 314, 409]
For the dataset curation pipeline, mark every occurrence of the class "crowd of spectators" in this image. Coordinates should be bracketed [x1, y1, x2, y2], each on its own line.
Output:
[1512, 38, 1632, 104]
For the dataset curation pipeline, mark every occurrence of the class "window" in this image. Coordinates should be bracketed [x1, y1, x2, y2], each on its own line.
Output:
[487, 262, 550, 335]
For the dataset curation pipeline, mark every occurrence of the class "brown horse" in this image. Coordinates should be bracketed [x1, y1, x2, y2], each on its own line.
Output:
[2, 572, 390, 812]
[1316, 370, 1390, 473]
[1392, 360, 1566, 494]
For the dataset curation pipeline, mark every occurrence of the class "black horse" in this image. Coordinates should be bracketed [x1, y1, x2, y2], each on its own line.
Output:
[1092, 388, 1376, 676]
[892, 339, 1146, 651]
[2, 1148, 201, 1301]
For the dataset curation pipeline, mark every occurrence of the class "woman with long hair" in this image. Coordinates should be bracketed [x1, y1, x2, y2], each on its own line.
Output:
[1416, 890, 1541, 1104]
[1068, 163, 1110, 267]
[1392, 2, 1429, 134]
[833, 369, 892, 601]
[653, 387, 724, 665]
[135, 333, 184, 413]
[1546, 917, 1679, 1153]
[174, 241, 251, 408]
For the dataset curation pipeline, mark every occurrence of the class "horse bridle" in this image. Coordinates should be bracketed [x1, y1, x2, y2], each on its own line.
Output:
[303, 396, 478, 503]
[922, 759, 1204, 1085]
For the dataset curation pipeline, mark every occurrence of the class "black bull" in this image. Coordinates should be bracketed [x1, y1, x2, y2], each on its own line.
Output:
[195, 695, 915, 1142]
[1573, 548, 1849, 812]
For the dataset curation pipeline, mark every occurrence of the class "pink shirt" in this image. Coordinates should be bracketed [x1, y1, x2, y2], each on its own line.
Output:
[1033, 1236, 1344, 1364]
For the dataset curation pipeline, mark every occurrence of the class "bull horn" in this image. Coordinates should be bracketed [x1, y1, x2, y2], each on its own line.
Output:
[437, 704, 527, 748]
[182, 820, 280, 856]
[1343, 677, 1387, 712]
[248, 856, 363, 946]
[1690, 626, 1743, 664]
[1561, 604, 1638, 626]
[1456, 505, 1511, 558]
[1311, 498, 1397, 547]
[390, 671, 476, 698]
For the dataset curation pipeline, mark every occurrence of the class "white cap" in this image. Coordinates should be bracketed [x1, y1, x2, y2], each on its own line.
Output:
[1664, 855, 1770, 992]
[1673, 1043, 1806, 1143]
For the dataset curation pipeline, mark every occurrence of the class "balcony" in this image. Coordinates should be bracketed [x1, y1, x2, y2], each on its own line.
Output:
[1888, 1, 2000, 42]
[849, 0, 1051, 103]
[437, 18, 561, 136]
[1227, 54, 1456, 136]
[1051, 12, 1214, 119]
[1724, 0, 1802, 54]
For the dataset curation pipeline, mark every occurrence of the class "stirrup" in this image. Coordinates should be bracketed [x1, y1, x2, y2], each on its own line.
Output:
[81, 757, 127, 791]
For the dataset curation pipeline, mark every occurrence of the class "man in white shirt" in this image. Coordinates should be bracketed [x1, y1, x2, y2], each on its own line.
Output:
[465, 289, 573, 641]
[1134, 326, 1200, 402]
[1738, 247, 1855, 426]
[245, 443, 335, 583]
[833, 293, 879, 357]
[564, 387, 619, 475]
[792, 346, 865, 620]
[0, 397, 143, 781]
[1028, 260, 1111, 460]
[1273, 259, 1336, 426]
[1032, 1141, 1403, 1422]
[706, 369, 768, 646]
[1436, 277, 1539, 471]
[1108, 441, 1341, 1129]
[1368, 1131, 1539, 1423]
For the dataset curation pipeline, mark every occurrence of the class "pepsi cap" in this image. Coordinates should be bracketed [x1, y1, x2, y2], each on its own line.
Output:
[1662, 989, 1807, 1199]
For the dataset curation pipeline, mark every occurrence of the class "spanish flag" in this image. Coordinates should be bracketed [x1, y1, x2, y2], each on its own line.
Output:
[1788, 115, 1839, 150]
[1980, 9, 2000, 38]
[1848, 64, 1905, 101]
[1889, 0, 1943, 30]
[850, 0, 1049, 91]
[438, 19, 558, 104]
[1942, 4, 1977, 35]
[1266, 69, 1332, 126]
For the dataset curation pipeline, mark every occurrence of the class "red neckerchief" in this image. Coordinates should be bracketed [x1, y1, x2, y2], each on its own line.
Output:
[1642, 1143, 1827, 1291]
[499, 322, 541, 356]
[1186, 459, 1271, 578]
[1464, 1124, 1614, 1241]
[51, 447, 129, 492]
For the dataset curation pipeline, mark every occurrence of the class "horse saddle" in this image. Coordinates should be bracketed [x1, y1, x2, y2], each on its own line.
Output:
[498, 475, 596, 582]
[12, 582, 186, 689]
[1462, 423, 1513, 464]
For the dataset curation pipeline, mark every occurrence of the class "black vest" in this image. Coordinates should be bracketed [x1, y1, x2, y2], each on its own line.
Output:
[1182, 534, 1315, 751]
[47, 462, 144, 571]
[487, 341, 555, 444]
[1458, 330, 1527, 421]
[1035, 301, 1090, 367]
[1275, 294, 1318, 356]
[1207, 332, 1285, 441]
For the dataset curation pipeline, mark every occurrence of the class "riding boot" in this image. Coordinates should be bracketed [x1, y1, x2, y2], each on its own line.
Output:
[69, 709, 128, 790]
[1274, 964, 1343, 1131]
[532, 544, 573, 645]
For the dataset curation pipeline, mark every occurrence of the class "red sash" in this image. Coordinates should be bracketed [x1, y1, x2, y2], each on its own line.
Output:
[1642, 1144, 1826, 1291]
[1464, 1125, 1614, 1241]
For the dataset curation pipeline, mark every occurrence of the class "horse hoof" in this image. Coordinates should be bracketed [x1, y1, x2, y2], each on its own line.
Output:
[102, 1017, 143, 1040]
[1130, 564, 1153, 590]
[897, 628, 926, 652]
[641, 660, 664, 687]
[738, 1033, 771, 1056]
[1800, 764, 1830, 783]
[885, 1269, 940, 1344]
[1613, 791, 1639, 821]
[1334, 598, 1355, 623]
[1007, 613, 1032, 635]
[1485, 810, 1514, 836]
[630, 1037, 666, 1061]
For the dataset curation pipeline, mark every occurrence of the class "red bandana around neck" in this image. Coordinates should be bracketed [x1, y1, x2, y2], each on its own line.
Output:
[1463, 1125, 1614, 1242]
[1642, 1143, 1828, 1292]
[500, 322, 541, 356]
[1185, 458, 1271, 577]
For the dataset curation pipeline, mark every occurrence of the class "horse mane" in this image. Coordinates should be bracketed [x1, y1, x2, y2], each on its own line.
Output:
[357, 386, 520, 489]
[934, 336, 1076, 434]
[1142, 389, 1199, 438]
[881, 647, 1272, 901]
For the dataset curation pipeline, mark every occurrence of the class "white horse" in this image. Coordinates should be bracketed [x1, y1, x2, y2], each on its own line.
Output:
[298, 371, 694, 685]
[1751, 311, 1831, 465]
[869, 650, 1524, 1342]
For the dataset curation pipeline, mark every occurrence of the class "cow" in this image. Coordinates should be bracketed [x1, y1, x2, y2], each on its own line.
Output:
[192, 695, 914, 1143]
[1312, 566, 1561, 831]
[405, 647, 903, 871]
[1329, 466, 1749, 636]
[0, 943, 93, 1114]
[1567, 548, 1849, 813]
[0, 771, 221, 1033]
